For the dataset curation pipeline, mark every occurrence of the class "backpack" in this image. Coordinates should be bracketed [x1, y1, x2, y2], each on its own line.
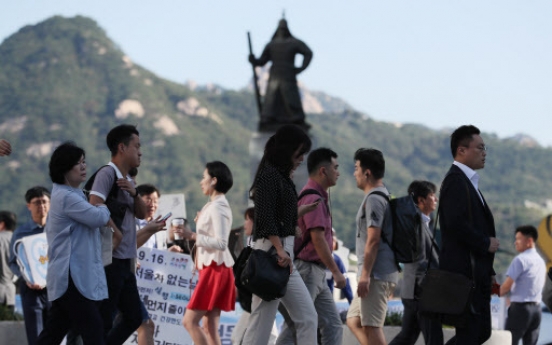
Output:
[370, 191, 424, 264]
[83, 165, 127, 231]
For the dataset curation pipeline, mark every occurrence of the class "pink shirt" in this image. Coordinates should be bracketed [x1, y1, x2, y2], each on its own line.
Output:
[295, 179, 332, 263]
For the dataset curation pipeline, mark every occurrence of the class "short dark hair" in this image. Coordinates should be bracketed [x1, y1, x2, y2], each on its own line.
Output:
[244, 207, 254, 220]
[0, 211, 17, 231]
[25, 186, 50, 203]
[450, 125, 480, 158]
[307, 147, 338, 175]
[354, 148, 385, 179]
[136, 184, 160, 197]
[206, 161, 233, 194]
[49, 142, 86, 184]
[129, 167, 138, 178]
[516, 225, 538, 241]
[408, 180, 437, 204]
[106, 124, 139, 157]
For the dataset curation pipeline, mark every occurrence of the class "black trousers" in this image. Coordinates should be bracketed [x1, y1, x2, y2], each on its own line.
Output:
[36, 276, 105, 345]
[505, 302, 541, 345]
[19, 280, 50, 345]
[389, 298, 443, 345]
[445, 285, 492, 345]
[100, 258, 142, 345]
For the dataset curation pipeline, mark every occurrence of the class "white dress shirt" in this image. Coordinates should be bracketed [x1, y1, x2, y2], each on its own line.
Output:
[453, 161, 484, 204]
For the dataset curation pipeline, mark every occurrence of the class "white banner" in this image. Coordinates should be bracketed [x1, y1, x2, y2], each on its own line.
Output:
[124, 247, 244, 345]
[14, 232, 48, 286]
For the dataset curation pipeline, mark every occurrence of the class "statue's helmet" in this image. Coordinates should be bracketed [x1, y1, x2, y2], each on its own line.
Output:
[272, 19, 292, 39]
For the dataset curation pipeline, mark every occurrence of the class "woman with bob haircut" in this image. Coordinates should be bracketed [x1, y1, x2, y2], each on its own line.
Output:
[242, 124, 319, 344]
[36, 142, 111, 345]
[178, 161, 235, 345]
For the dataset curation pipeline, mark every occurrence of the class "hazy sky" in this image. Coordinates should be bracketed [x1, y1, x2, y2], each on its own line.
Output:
[2, 1, 551, 146]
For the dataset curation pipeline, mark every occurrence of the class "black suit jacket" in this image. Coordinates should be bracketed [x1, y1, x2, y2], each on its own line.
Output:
[438, 164, 496, 287]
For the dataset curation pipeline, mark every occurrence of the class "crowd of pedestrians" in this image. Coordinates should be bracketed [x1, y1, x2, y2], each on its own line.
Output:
[0, 122, 548, 345]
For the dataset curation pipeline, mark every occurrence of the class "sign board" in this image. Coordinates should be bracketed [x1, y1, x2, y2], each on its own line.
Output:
[124, 247, 247, 345]
[14, 232, 48, 286]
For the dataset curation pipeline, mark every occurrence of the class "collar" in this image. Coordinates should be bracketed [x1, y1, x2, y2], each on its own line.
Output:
[108, 162, 132, 181]
[522, 247, 537, 255]
[453, 161, 480, 184]
[304, 179, 328, 200]
[421, 213, 431, 224]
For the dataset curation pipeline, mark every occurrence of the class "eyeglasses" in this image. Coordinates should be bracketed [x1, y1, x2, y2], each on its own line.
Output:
[462, 144, 487, 152]
[30, 200, 50, 206]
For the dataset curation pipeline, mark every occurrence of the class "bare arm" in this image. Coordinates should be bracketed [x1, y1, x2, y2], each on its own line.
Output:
[0, 139, 12, 156]
[310, 229, 346, 289]
[136, 218, 165, 248]
[116, 179, 147, 219]
[268, 235, 292, 273]
[499, 276, 514, 297]
[358, 226, 381, 298]
[90, 194, 123, 250]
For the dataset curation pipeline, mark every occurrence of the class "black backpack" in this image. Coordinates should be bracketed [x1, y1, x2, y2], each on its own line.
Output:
[83, 165, 127, 231]
[370, 191, 424, 264]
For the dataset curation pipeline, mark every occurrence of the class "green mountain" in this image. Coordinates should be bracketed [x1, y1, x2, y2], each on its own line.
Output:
[1, 16, 551, 272]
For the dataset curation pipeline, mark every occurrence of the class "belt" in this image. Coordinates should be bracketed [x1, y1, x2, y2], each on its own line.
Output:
[511, 301, 539, 306]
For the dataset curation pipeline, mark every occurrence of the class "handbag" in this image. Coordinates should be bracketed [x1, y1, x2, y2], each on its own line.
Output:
[418, 178, 476, 327]
[418, 264, 474, 327]
[240, 246, 291, 302]
[233, 245, 253, 312]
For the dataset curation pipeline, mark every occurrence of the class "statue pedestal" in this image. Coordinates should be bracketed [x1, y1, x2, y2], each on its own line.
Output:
[249, 131, 317, 195]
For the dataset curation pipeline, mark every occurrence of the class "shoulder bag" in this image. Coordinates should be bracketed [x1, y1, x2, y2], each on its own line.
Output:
[240, 246, 291, 301]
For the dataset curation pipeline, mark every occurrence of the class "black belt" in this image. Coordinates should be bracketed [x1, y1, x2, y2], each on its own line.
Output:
[511, 301, 539, 306]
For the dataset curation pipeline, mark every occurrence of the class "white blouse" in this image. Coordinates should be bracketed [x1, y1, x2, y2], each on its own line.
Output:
[194, 194, 234, 269]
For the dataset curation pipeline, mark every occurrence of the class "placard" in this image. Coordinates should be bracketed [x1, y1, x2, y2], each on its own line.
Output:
[14, 232, 48, 286]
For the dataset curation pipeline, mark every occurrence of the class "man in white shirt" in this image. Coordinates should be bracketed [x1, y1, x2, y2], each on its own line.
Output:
[500, 225, 546, 345]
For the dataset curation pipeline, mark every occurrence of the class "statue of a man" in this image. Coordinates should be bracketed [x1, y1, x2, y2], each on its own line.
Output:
[249, 18, 313, 132]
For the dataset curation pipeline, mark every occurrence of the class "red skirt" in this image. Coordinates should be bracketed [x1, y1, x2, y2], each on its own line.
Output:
[187, 262, 236, 312]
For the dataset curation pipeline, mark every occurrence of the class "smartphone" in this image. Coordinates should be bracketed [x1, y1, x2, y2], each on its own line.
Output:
[158, 212, 172, 222]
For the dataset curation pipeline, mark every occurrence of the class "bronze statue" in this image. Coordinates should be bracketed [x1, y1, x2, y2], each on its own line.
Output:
[249, 18, 313, 132]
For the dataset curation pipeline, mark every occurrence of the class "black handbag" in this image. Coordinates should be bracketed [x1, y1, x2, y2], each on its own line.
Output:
[233, 246, 253, 312]
[240, 246, 291, 301]
[418, 265, 474, 327]
[418, 180, 476, 328]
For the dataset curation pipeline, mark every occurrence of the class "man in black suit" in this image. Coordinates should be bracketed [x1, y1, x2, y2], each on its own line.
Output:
[439, 125, 499, 345]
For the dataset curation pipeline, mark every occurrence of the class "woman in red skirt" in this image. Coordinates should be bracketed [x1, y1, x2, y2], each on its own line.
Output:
[179, 161, 235, 345]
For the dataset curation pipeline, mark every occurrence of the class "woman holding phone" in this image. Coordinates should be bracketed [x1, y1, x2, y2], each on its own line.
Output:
[178, 161, 235, 345]
[36, 142, 111, 345]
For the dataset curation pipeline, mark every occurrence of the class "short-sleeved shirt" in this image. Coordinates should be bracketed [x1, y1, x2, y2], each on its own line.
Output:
[506, 247, 546, 303]
[89, 162, 137, 259]
[355, 186, 398, 284]
[295, 179, 332, 263]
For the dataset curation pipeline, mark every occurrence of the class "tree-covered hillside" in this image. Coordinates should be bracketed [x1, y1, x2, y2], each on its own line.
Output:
[1, 16, 551, 272]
